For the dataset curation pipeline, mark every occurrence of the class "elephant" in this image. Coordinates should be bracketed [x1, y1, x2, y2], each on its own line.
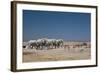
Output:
[26, 38, 64, 50]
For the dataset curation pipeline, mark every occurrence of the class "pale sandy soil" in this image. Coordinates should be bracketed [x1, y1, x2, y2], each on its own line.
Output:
[23, 47, 91, 62]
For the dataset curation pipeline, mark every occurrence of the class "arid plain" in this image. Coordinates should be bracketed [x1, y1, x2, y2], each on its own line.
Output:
[23, 41, 91, 62]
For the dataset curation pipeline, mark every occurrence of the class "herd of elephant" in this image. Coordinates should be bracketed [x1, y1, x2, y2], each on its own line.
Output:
[23, 38, 63, 50]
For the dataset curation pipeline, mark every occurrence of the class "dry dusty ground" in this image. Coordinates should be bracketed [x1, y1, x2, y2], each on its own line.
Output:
[23, 47, 91, 62]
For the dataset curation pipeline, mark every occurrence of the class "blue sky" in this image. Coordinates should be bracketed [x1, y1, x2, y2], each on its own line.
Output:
[23, 10, 91, 42]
